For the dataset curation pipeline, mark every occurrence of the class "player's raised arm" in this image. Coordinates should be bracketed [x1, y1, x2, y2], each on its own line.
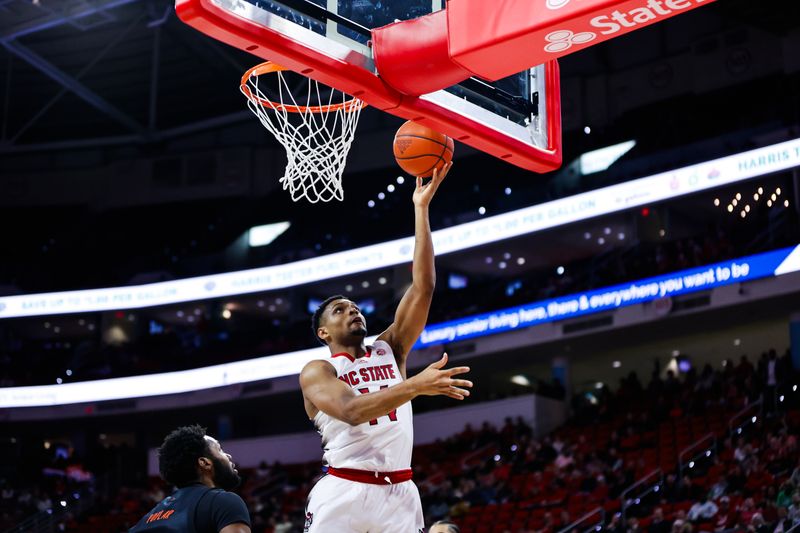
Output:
[378, 162, 452, 375]
[300, 352, 470, 426]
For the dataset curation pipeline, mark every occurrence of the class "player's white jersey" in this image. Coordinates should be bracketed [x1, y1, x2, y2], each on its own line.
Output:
[313, 340, 413, 472]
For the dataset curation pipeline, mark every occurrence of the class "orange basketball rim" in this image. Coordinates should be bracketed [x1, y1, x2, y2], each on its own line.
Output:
[240, 62, 365, 115]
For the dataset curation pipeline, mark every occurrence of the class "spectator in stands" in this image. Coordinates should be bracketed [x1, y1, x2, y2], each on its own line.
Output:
[671, 519, 692, 533]
[787, 493, 800, 524]
[554, 448, 574, 470]
[255, 461, 270, 480]
[737, 355, 755, 381]
[649, 507, 670, 533]
[759, 350, 780, 414]
[707, 475, 727, 500]
[35, 493, 52, 513]
[146, 483, 165, 505]
[776, 482, 794, 508]
[273, 512, 292, 533]
[606, 448, 624, 472]
[663, 370, 681, 399]
[687, 494, 718, 522]
[0, 483, 13, 503]
[734, 438, 756, 464]
[559, 510, 571, 527]
[129, 425, 250, 533]
[726, 464, 747, 494]
[738, 497, 758, 524]
[748, 512, 770, 533]
[606, 512, 624, 533]
[677, 475, 702, 501]
[790, 459, 800, 488]
[427, 491, 451, 521]
[449, 497, 470, 518]
[660, 474, 680, 502]
[538, 438, 557, 464]
[713, 496, 737, 531]
[773, 507, 793, 533]
[541, 511, 555, 531]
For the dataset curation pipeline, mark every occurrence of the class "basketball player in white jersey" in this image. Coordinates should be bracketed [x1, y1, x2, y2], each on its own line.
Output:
[300, 162, 470, 533]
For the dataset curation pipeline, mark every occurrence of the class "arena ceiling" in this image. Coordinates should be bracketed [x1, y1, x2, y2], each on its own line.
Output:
[0, 0, 796, 152]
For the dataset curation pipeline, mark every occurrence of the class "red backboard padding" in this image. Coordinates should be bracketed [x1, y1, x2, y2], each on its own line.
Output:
[176, 0, 563, 173]
[372, 10, 471, 97]
[448, 0, 716, 82]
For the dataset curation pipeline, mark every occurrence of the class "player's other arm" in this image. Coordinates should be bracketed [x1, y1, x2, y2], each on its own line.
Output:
[300, 353, 470, 426]
[378, 163, 452, 376]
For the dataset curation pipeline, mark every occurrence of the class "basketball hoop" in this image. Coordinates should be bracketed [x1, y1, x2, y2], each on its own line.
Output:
[240, 62, 365, 203]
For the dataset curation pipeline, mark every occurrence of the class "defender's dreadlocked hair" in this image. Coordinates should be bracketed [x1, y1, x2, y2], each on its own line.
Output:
[311, 294, 346, 345]
[158, 425, 211, 488]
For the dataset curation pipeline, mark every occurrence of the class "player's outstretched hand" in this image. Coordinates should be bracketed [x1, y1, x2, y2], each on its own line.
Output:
[412, 161, 452, 208]
[409, 352, 472, 400]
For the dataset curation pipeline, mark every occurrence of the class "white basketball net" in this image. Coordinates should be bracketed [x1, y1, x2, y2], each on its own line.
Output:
[241, 67, 364, 203]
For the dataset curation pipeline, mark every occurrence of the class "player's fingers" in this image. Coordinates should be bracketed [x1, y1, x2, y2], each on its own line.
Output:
[449, 386, 470, 396]
[430, 352, 448, 369]
[444, 365, 470, 376]
[439, 161, 453, 181]
[416, 175, 423, 189]
[449, 379, 473, 388]
[432, 164, 448, 187]
[444, 391, 465, 400]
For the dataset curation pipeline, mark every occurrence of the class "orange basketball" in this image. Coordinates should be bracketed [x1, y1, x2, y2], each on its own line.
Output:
[393, 121, 454, 178]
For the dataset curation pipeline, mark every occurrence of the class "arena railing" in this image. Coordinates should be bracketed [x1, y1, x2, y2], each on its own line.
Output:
[728, 397, 764, 440]
[621, 468, 663, 522]
[3, 489, 94, 533]
[557, 507, 605, 533]
[678, 433, 717, 479]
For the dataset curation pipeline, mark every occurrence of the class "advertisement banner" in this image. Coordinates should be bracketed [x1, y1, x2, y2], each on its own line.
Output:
[1, 245, 798, 408]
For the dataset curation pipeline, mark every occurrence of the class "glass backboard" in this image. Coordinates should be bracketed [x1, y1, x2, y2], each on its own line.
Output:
[177, 0, 562, 172]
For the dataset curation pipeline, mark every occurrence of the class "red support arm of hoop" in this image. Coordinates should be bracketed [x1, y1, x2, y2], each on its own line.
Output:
[372, 0, 716, 91]
[371, 10, 470, 97]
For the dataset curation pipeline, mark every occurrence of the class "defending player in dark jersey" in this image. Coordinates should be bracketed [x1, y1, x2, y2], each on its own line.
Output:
[130, 425, 251, 533]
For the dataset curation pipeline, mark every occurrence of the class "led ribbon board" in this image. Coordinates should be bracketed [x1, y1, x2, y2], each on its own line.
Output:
[0, 136, 799, 319]
[415, 246, 800, 347]
[2, 246, 799, 408]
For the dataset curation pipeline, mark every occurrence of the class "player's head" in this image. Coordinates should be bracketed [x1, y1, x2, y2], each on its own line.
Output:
[311, 295, 367, 346]
[430, 520, 460, 533]
[158, 425, 241, 490]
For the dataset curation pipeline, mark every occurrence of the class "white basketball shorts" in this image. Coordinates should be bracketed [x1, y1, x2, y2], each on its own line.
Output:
[304, 472, 424, 533]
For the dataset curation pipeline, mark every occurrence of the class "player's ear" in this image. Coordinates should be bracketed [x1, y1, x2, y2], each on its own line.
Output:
[198, 456, 213, 475]
[316, 327, 329, 345]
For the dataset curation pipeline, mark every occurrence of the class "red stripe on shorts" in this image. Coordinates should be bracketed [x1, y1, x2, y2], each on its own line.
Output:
[328, 466, 413, 485]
